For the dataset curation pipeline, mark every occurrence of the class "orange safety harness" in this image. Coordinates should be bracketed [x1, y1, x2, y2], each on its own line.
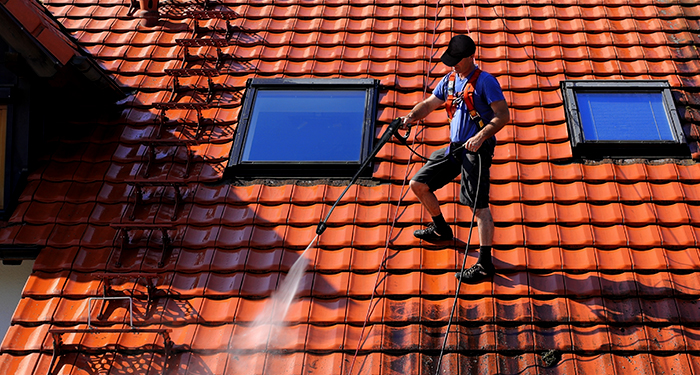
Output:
[444, 68, 485, 128]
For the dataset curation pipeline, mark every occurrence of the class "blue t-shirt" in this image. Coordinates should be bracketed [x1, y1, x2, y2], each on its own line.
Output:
[432, 68, 505, 143]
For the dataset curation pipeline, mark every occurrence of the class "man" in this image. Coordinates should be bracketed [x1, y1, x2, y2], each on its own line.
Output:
[401, 35, 510, 283]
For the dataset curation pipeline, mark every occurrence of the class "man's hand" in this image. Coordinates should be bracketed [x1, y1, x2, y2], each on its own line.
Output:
[400, 115, 416, 130]
[464, 133, 486, 152]
[464, 99, 510, 152]
[400, 94, 445, 130]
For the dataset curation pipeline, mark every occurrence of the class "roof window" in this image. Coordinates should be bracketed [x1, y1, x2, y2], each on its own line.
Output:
[228, 78, 379, 178]
[561, 80, 688, 159]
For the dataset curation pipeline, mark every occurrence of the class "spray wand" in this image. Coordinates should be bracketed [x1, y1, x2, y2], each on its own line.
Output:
[316, 117, 409, 235]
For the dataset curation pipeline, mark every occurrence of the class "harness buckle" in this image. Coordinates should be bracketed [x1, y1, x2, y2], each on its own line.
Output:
[469, 111, 485, 128]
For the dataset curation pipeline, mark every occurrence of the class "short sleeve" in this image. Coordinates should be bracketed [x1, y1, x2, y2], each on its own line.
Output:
[432, 75, 451, 101]
[480, 74, 505, 105]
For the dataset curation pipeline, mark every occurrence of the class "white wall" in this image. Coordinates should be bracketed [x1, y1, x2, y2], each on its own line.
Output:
[0, 261, 33, 339]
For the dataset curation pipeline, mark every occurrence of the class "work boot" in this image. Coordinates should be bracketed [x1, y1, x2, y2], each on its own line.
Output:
[413, 223, 453, 241]
[455, 262, 495, 283]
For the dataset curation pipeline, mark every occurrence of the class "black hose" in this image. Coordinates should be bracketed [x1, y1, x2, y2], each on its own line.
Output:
[316, 118, 406, 235]
[394, 122, 467, 163]
[403, 141, 466, 163]
[315, 118, 471, 235]
[434, 152, 482, 375]
[313, 116, 485, 374]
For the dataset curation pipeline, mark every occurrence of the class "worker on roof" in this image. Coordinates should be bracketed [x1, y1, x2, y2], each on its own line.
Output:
[401, 34, 510, 284]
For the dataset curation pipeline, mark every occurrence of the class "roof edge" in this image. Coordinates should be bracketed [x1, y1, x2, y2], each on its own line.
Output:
[0, 4, 59, 77]
[0, 244, 41, 263]
[0, 1, 125, 98]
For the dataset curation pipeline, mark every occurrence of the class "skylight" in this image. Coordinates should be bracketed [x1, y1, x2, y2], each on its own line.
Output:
[561, 80, 688, 159]
[228, 78, 379, 178]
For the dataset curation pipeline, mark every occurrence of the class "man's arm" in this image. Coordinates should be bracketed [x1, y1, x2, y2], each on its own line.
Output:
[400, 94, 445, 128]
[463, 99, 510, 152]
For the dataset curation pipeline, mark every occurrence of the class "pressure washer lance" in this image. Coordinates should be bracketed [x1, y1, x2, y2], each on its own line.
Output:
[316, 117, 408, 235]
[309, 117, 483, 375]
[315, 117, 474, 234]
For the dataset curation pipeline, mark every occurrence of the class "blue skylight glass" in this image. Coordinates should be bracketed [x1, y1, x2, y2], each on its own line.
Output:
[228, 78, 378, 178]
[560, 80, 687, 159]
[241, 90, 367, 162]
[576, 92, 674, 142]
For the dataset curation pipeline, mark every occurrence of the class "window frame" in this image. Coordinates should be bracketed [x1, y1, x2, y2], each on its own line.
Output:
[561, 80, 688, 159]
[0, 86, 9, 212]
[228, 78, 379, 178]
[0, 104, 5, 210]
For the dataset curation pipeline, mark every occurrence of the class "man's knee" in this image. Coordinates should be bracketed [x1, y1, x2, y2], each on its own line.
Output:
[475, 207, 493, 224]
[410, 179, 429, 194]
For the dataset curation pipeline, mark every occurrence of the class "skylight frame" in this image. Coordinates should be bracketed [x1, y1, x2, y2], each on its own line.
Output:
[228, 78, 379, 178]
[561, 80, 688, 159]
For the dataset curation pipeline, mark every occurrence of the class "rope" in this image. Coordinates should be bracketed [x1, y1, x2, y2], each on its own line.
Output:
[483, 0, 563, 102]
[434, 154, 481, 375]
[344, 0, 445, 372]
[461, 0, 471, 35]
[429, 3, 479, 374]
[431, 1, 563, 372]
[344, 158, 415, 375]
[345, 0, 501, 372]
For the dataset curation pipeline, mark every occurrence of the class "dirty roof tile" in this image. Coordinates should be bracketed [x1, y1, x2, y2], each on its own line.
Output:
[604, 297, 643, 323]
[654, 353, 696, 374]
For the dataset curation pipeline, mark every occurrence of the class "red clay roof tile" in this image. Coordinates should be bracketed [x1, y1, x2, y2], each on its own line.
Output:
[555, 202, 590, 225]
[620, 203, 656, 225]
[493, 296, 531, 321]
[598, 248, 633, 271]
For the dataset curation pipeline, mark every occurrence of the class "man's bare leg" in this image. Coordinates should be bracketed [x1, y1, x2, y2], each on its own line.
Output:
[457, 206, 495, 283]
[410, 180, 453, 239]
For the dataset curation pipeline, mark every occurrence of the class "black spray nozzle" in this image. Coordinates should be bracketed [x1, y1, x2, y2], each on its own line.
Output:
[389, 117, 411, 144]
[316, 222, 327, 235]
[375, 117, 401, 149]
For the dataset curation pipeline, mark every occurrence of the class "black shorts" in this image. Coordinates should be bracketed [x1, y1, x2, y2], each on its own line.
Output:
[411, 138, 495, 209]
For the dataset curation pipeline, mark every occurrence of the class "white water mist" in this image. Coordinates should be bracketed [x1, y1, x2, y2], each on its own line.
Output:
[229, 235, 317, 371]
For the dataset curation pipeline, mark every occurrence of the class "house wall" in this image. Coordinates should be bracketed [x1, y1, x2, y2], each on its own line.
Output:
[0, 261, 33, 338]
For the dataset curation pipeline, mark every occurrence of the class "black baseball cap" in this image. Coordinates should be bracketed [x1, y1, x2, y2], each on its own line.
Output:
[440, 35, 476, 67]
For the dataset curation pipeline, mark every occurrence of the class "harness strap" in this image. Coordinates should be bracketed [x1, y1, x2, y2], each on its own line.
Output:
[445, 69, 484, 128]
